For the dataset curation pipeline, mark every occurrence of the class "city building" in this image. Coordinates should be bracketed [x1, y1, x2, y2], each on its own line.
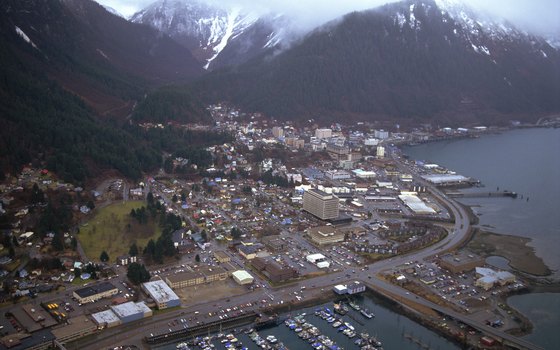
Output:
[303, 189, 339, 220]
[232, 270, 254, 285]
[110, 301, 152, 324]
[439, 252, 484, 273]
[398, 193, 437, 215]
[326, 144, 350, 160]
[307, 225, 345, 245]
[251, 257, 298, 282]
[351, 169, 376, 179]
[214, 250, 231, 263]
[374, 129, 389, 139]
[315, 128, 332, 139]
[91, 310, 121, 328]
[333, 285, 347, 294]
[474, 267, 516, 290]
[142, 281, 180, 309]
[347, 281, 366, 295]
[116, 255, 137, 266]
[271, 126, 284, 138]
[165, 266, 228, 289]
[51, 315, 98, 345]
[324, 170, 352, 180]
[376, 146, 385, 158]
[166, 271, 203, 288]
[73, 282, 119, 304]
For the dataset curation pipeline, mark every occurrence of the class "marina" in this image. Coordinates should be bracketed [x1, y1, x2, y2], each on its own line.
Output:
[157, 297, 459, 350]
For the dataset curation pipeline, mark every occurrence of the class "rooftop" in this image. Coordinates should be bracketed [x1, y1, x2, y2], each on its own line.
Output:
[74, 282, 117, 298]
[110, 301, 151, 318]
[142, 280, 179, 303]
[91, 310, 120, 325]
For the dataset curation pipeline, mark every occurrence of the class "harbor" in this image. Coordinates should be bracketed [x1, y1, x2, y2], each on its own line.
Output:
[155, 296, 459, 350]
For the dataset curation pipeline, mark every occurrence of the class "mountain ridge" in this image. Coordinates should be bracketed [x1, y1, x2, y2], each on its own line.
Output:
[191, 0, 560, 125]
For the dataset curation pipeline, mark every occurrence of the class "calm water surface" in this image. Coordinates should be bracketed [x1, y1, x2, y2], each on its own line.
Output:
[403, 127, 560, 349]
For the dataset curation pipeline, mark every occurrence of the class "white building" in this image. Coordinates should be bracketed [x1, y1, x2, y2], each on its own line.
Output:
[142, 281, 180, 309]
[374, 129, 389, 139]
[232, 270, 254, 285]
[352, 169, 376, 179]
[324, 170, 352, 180]
[315, 128, 332, 139]
[376, 146, 385, 159]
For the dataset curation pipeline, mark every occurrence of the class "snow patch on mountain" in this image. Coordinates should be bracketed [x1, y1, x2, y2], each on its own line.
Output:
[15, 26, 37, 49]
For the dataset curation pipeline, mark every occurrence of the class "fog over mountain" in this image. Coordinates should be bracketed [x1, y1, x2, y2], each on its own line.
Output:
[97, 0, 560, 37]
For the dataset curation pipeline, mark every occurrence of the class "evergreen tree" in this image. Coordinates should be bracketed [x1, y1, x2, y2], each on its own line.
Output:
[129, 243, 139, 257]
[126, 263, 151, 285]
[195, 254, 200, 263]
[100, 250, 109, 262]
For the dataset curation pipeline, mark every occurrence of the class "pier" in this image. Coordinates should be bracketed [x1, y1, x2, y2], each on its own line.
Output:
[447, 190, 518, 198]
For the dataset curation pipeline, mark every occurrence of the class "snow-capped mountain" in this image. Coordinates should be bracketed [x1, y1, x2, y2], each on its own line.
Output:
[194, 0, 560, 124]
[131, 0, 285, 70]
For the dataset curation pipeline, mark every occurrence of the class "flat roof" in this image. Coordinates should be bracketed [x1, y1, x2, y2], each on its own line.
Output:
[51, 315, 97, 339]
[110, 301, 151, 318]
[422, 174, 469, 184]
[232, 270, 253, 280]
[91, 310, 120, 325]
[74, 282, 117, 298]
[398, 194, 437, 214]
[166, 270, 202, 283]
[142, 280, 179, 303]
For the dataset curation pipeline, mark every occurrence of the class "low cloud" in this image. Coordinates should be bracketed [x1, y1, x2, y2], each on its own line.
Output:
[96, 0, 560, 36]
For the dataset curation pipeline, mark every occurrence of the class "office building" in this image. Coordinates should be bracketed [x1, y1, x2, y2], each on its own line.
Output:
[303, 189, 339, 220]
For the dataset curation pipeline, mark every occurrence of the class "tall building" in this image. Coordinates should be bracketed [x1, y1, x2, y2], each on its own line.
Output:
[376, 146, 385, 159]
[374, 129, 389, 139]
[303, 189, 339, 220]
[315, 128, 332, 139]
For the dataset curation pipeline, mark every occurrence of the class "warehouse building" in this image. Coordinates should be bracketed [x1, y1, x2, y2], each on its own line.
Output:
[110, 301, 152, 324]
[73, 282, 118, 304]
[232, 270, 254, 285]
[142, 281, 180, 309]
[91, 310, 121, 329]
[398, 193, 437, 215]
[439, 252, 484, 273]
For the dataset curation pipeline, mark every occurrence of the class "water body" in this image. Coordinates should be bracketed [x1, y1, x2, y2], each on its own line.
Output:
[507, 293, 560, 349]
[403, 128, 560, 276]
[162, 296, 459, 349]
[402, 127, 560, 348]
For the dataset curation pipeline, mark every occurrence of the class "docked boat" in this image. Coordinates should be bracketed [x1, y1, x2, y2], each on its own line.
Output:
[176, 342, 190, 350]
[348, 301, 361, 311]
[360, 308, 375, 319]
[333, 302, 348, 315]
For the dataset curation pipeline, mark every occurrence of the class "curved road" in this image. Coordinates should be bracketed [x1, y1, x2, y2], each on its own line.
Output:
[82, 157, 540, 350]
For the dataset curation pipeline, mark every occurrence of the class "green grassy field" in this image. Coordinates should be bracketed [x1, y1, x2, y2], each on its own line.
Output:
[78, 201, 161, 262]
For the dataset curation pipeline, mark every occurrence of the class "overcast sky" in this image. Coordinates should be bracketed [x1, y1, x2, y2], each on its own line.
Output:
[96, 0, 560, 36]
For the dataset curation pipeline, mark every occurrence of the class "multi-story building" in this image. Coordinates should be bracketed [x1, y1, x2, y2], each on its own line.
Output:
[271, 126, 284, 138]
[141, 281, 180, 309]
[315, 128, 332, 139]
[303, 189, 339, 220]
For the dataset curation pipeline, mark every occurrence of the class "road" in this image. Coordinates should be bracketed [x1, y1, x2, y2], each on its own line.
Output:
[70, 156, 540, 350]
